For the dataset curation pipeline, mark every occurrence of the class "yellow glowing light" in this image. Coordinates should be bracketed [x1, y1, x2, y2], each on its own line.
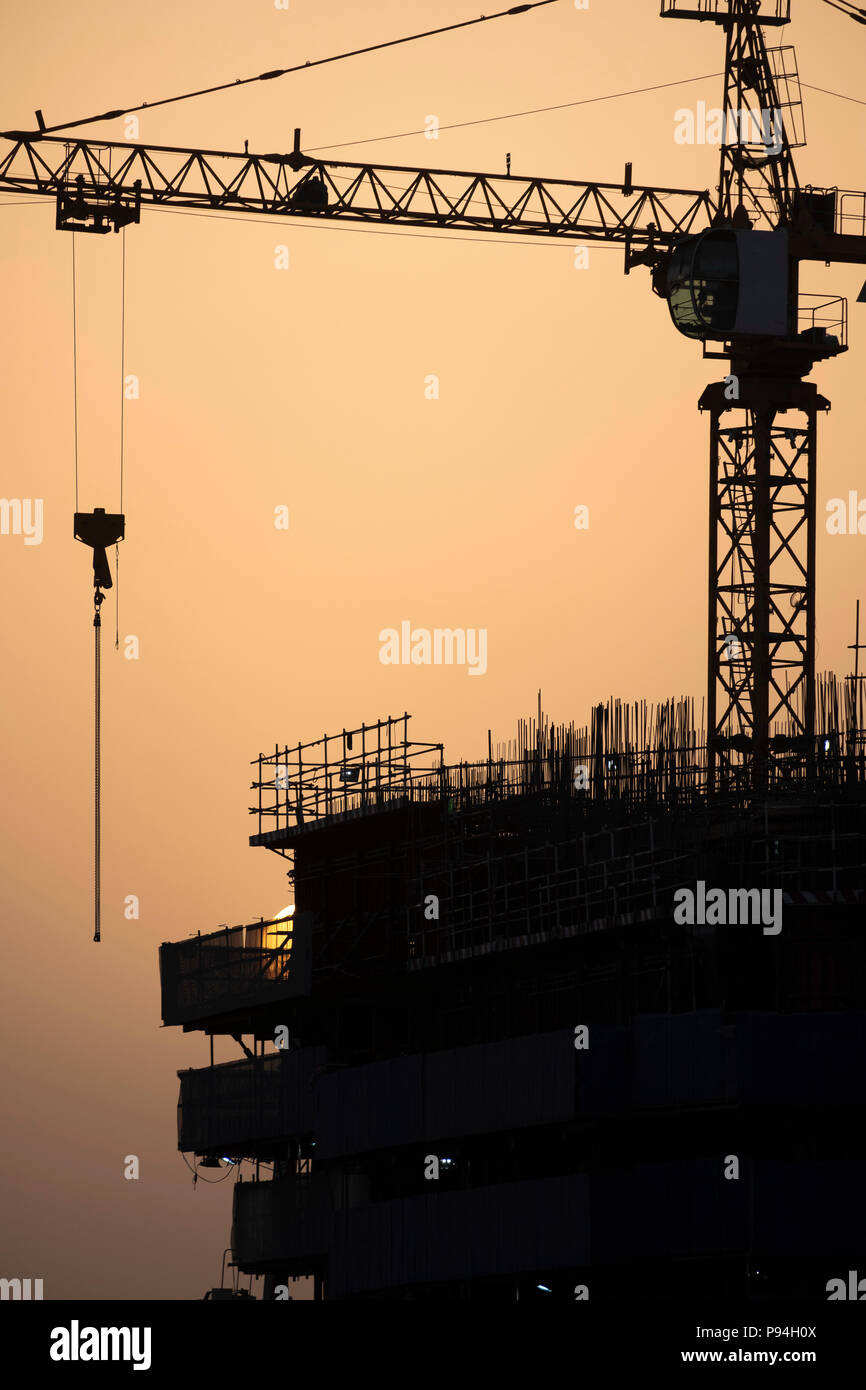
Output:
[265, 904, 294, 953]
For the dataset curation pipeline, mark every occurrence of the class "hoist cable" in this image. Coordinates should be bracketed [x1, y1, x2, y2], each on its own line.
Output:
[72, 232, 79, 510]
[72, 230, 128, 939]
[120, 225, 125, 514]
[117, 227, 126, 651]
[72, 226, 103, 943]
[34, 2, 560, 138]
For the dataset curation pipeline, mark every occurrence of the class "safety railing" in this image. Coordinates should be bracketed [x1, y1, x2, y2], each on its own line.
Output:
[160, 915, 311, 1026]
[796, 292, 847, 352]
[660, 0, 790, 23]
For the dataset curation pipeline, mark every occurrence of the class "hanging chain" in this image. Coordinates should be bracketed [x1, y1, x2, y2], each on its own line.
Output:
[94, 588, 104, 942]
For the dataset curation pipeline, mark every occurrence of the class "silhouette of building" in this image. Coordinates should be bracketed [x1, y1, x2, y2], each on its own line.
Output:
[160, 698, 866, 1299]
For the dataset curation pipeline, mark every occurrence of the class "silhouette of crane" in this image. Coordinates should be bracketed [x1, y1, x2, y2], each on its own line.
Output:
[2, 0, 865, 802]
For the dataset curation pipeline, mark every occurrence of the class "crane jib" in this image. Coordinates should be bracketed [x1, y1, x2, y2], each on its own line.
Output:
[0, 130, 715, 245]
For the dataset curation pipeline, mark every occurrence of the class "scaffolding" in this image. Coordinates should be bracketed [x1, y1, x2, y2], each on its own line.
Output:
[250, 680, 866, 846]
[240, 683, 866, 976]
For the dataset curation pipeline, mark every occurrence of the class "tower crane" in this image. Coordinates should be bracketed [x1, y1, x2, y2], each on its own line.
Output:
[2, 0, 865, 861]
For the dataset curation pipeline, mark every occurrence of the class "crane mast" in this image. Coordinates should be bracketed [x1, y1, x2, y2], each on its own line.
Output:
[659, 0, 866, 790]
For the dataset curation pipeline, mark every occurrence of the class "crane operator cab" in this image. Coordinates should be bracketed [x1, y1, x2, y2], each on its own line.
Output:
[665, 227, 845, 359]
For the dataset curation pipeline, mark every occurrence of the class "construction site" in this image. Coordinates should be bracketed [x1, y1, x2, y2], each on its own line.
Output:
[157, 0, 866, 1300]
[159, 672, 866, 1299]
[3, 0, 864, 1311]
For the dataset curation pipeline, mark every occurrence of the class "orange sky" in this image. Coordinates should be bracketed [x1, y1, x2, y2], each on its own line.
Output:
[1, 0, 864, 1299]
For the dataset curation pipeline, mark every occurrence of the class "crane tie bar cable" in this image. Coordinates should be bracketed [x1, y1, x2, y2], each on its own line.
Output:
[33, 2, 560, 137]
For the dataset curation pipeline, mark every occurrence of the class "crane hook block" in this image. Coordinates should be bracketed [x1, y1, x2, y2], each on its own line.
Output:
[74, 507, 125, 591]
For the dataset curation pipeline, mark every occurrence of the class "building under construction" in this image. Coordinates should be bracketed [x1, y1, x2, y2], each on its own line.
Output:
[159, 686, 866, 1300]
[145, 1, 866, 1299]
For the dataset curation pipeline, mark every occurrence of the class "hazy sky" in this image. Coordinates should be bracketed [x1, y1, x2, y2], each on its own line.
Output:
[1, 0, 864, 1299]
